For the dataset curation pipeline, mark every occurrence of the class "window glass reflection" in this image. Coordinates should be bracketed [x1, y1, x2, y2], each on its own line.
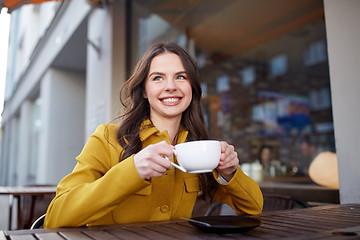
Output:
[270, 54, 287, 76]
[130, 0, 334, 180]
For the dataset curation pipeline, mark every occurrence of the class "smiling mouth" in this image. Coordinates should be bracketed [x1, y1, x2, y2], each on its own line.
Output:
[161, 97, 181, 103]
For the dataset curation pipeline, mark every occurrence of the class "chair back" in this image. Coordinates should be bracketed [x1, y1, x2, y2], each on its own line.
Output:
[263, 192, 309, 211]
[30, 213, 46, 229]
[17, 185, 55, 229]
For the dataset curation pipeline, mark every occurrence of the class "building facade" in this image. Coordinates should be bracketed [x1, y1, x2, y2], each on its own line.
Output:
[0, 0, 359, 203]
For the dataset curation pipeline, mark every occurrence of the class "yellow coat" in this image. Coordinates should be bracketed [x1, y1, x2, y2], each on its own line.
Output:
[44, 120, 263, 228]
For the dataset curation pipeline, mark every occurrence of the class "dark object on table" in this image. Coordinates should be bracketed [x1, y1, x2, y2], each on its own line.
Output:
[263, 192, 309, 211]
[187, 215, 261, 233]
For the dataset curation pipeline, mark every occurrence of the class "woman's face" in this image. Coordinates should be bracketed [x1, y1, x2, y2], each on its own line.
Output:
[144, 52, 192, 123]
[261, 148, 271, 162]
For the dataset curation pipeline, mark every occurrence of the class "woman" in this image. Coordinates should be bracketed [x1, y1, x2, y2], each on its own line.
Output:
[258, 145, 284, 177]
[258, 145, 272, 177]
[44, 42, 263, 228]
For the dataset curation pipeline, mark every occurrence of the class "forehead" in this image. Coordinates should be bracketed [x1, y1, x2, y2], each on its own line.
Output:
[263, 148, 271, 153]
[149, 52, 185, 72]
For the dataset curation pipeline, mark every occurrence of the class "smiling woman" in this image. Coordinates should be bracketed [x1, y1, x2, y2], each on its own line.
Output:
[43, 42, 263, 228]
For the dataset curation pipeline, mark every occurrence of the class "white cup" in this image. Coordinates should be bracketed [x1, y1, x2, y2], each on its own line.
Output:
[169, 140, 221, 173]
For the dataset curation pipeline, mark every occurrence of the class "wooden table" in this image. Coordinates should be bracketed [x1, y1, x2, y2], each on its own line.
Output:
[2, 204, 359, 239]
[0, 186, 56, 230]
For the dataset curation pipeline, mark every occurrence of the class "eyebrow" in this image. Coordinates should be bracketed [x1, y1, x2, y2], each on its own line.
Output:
[148, 71, 187, 78]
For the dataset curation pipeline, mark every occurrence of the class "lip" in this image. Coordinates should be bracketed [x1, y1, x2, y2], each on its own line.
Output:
[160, 97, 183, 106]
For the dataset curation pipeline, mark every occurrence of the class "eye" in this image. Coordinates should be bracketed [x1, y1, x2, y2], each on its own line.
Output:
[176, 75, 186, 80]
[153, 76, 163, 81]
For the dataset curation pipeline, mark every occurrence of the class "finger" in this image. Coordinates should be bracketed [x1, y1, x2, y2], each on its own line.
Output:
[149, 163, 169, 175]
[220, 150, 237, 165]
[134, 143, 173, 179]
[145, 148, 172, 170]
[143, 142, 173, 162]
[220, 153, 239, 169]
[153, 141, 175, 161]
[218, 159, 238, 170]
[220, 141, 228, 153]
[138, 159, 169, 179]
[156, 155, 173, 170]
[218, 155, 237, 167]
[220, 142, 234, 159]
[224, 144, 235, 156]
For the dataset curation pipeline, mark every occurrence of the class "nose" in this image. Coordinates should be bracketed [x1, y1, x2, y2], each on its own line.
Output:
[165, 78, 177, 92]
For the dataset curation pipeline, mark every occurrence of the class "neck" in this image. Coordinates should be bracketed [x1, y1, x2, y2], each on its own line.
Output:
[150, 115, 181, 145]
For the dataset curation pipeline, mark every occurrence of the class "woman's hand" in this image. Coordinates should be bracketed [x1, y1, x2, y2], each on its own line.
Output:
[133, 141, 173, 180]
[216, 141, 239, 182]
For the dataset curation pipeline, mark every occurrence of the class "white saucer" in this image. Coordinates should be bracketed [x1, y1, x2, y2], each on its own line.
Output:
[188, 170, 213, 174]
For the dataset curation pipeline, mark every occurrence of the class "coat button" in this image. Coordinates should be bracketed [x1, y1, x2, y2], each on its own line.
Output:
[160, 205, 170, 213]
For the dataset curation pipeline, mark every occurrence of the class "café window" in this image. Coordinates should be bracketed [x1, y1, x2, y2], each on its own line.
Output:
[270, 54, 288, 76]
[241, 66, 256, 86]
[304, 40, 327, 66]
[130, 0, 335, 181]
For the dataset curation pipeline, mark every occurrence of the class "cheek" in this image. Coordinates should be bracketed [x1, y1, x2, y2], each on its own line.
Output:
[185, 87, 193, 106]
[184, 84, 193, 98]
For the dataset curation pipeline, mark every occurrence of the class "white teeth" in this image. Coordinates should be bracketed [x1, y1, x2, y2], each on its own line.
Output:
[162, 98, 180, 103]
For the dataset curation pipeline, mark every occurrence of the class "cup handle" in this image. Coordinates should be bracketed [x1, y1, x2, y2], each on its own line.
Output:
[164, 150, 186, 172]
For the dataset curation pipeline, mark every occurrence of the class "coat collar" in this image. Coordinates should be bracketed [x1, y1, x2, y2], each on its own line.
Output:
[139, 119, 188, 144]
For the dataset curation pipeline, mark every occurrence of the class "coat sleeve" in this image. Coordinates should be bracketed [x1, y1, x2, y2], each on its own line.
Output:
[44, 124, 150, 228]
[213, 167, 264, 215]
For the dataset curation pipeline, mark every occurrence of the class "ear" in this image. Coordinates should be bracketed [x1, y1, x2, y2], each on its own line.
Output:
[143, 90, 148, 98]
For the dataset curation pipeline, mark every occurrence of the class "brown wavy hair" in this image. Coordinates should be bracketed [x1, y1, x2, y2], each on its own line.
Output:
[117, 42, 217, 200]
